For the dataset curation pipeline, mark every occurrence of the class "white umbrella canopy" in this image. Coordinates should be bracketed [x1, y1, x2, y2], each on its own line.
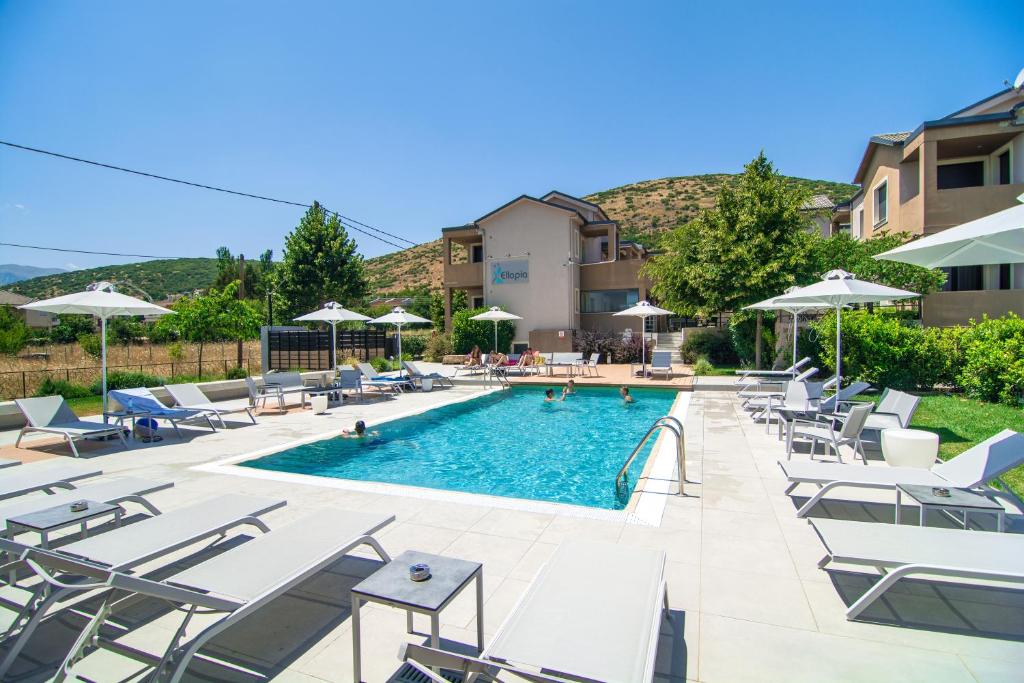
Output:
[744, 288, 825, 373]
[470, 306, 522, 353]
[613, 300, 673, 376]
[294, 301, 370, 369]
[874, 202, 1024, 268]
[772, 270, 918, 385]
[368, 306, 432, 365]
[20, 282, 174, 412]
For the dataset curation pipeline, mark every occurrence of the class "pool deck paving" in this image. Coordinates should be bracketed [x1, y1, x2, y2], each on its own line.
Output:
[0, 383, 1021, 682]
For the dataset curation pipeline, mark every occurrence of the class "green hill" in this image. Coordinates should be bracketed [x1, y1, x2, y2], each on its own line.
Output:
[8, 258, 219, 301]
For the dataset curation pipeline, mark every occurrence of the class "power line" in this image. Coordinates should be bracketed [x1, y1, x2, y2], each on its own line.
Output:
[0, 241, 194, 260]
[0, 139, 418, 249]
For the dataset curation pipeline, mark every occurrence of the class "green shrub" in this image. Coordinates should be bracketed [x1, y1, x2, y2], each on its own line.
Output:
[399, 331, 430, 359]
[92, 370, 164, 393]
[450, 308, 515, 354]
[680, 328, 738, 365]
[424, 333, 453, 362]
[729, 311, 776, 367]
[78, 333, 102, 358]
[0, 306, 30, 355]
[225, 366, 249, 380]
[369, 356, 392, 372]
[35, 377, 94, 399]
[693, 356, 714, 376]
[49, 314, 95, 344]
[958, 314, 1024, 405]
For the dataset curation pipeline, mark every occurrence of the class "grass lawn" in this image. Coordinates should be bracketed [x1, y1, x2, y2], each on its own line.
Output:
[696, 364, 742, 377]
[66, 395, 104, 417]
[863, 393, 1024, 497]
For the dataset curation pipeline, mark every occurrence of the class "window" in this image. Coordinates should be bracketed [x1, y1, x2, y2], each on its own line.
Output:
[943, 265, 984, 292]
[997, 150, 1011, 185]
[937, 161, 985, 190]
[855, 210, 864, 239]
[836, 222, 851, 234]
[873, 181, 888, 226]
[470, 244, 483, 263]
[471, 295, 484, 308]
[574, 288, 580, 314]
[580, 289, 639, 314]
[999, 263, 1011, 290]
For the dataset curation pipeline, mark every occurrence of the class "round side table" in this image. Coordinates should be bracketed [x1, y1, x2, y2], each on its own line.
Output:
[881, 428, 939, 469]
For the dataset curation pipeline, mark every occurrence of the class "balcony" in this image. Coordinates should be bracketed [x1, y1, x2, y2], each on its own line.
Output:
[443, 262, 483, 288]
[923, 289, 1024, 327]
[925, 183, 1024, 233]
[579, 259, 647, 290]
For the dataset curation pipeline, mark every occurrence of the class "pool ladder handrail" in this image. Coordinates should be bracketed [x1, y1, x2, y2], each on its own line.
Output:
[487, 366, 511, 389]
[615, 415, 686, 496]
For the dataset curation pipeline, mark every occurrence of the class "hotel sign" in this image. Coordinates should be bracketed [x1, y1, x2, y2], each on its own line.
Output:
[491, 258, 529, 285]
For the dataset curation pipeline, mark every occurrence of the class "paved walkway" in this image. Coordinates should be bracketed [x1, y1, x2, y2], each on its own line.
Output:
[1, 389, 1020, 681]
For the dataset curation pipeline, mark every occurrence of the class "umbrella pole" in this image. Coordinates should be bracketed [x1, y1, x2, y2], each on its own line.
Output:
[396, 324, 402, 372]
[493, 321, 498, 354]
[641, 316, 646, 377]
[331, 321, 337, 373]
[101, 316, 108, 414]
[835, 304, 842, 388]
[792, 311, 799, 375]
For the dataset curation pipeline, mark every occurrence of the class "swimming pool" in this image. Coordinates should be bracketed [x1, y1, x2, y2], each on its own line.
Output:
[242, 386, 680, 510]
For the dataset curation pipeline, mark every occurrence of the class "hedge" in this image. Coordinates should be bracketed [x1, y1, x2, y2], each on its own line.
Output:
[450, 308, 515, 354]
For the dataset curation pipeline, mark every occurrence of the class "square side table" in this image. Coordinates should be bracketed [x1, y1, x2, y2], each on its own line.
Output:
[7, 500, 123, 548]
[897, 484, 1005, 531]
[350, 550, 483, 682]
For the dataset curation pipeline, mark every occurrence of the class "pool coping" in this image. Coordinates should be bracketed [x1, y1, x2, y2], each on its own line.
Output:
[193, 386, 691, 526]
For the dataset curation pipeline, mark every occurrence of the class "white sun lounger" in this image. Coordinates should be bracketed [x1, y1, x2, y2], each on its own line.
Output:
[164, 382, 257, 427]
[650, 350, 674, 380]
[109, 387, 218, 436]
[0, 460, 102, 501]
[734, 356, 811, 382]
[14, 396, 128, 458]
[810, 518, 1024, 620]
[357, 362, 413, 392]
[400, 539, 670, 683]
[0, 493, 285, 678]
[402, 361, 454, 387]
[780, 429, 1024, 518]
[52, 509, 393, 683]
[739, 366, 818, 401]
[0, 476, 171, 531]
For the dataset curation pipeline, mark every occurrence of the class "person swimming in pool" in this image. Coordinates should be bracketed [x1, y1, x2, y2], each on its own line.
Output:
[562, 380, 576, 398]
[544, 388, 564, 402]
[620, 386, 634, 404]
[340, 420, 379, 439]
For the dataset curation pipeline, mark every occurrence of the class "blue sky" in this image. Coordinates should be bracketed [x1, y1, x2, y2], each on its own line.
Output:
[1, 1, 1021, 271]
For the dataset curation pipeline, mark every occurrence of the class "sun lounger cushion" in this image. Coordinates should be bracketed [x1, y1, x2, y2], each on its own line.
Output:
[486, 540, 665, 682]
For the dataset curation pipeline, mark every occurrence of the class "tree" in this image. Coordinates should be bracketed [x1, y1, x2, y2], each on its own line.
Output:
[643, 152, 816, 318]
[49, 314, 96, 344]
[213, 247, 276, 299]
[0, 306, 30, 355]
[430, 289, 466, 329]
[277, 202, 367, 320]
[808, 231, 946, 295]
[155, 283, 262, 377]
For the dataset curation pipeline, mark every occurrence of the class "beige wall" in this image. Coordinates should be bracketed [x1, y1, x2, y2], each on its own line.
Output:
[923, 290, 1024, 327]
[482, 201, 579, 347]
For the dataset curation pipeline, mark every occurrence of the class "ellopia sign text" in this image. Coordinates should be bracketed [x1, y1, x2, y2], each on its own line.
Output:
[491, 259, 529, 285]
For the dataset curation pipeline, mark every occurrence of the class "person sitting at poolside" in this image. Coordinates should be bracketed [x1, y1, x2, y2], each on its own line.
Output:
[464, 345, 482, 367]
[544, 388, 564, 402]
[490, 351, 509, 366]
[340, 420, 379, 439]
[620, 386, 634, 404]
[562, 379, 576, 398]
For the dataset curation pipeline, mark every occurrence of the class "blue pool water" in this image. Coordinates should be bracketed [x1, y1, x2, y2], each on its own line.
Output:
[242, 386, 679, 509]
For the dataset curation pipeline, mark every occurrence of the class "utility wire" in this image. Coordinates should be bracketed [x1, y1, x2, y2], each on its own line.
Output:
[0, 139, 418, 249]
[0, 241, 194, 259]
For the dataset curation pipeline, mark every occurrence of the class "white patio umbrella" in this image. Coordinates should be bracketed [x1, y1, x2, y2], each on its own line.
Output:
[744, 288, 824, 373]
[368, 306, 431, 366]
[470, 306, 521, 353]
[772, 270, 918, 386]
[19, 282, 174, 412]
[294, 301, 370, 368]
[613, 300, 673, 377]
[874, 201, 1024, 268]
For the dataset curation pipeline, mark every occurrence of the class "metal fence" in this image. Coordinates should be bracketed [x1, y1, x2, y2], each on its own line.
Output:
[264, 329, 387, 372]
[0, 359, 257, 401]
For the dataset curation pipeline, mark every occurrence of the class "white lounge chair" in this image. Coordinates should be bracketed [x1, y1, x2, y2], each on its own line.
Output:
[574, 352, 601, 376]
[245, 376, 286, 411]
[403, 361, 454, 387]
[775, 381, 871, 442]
[649, 350, 674, 380]
[739, 366, 818, 401]
[734, 356, 811, 383]
[810, 518, 1024, 620]
[0, 493, 286, 678]
[108, 387, 218, 436]
[0, 476, 171, 531]
[165, 382, 256, 427]
[358, 362, 413, 392]
[50, 509, 394, 683]
[779, 429, 1024, 518]
[0, 460, 101, 501]
[400, 539, 670, 683]
[14, 396, 128, 458]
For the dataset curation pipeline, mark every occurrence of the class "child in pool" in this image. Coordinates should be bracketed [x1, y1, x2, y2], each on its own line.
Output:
[620, 386, 634, 404]
[544, 388, 564, 402]
[340, 420, 379, 439]
[562, 380, 576, 398]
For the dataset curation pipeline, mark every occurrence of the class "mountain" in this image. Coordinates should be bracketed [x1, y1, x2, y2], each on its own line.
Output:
[364, 173, 859, 292]
[7, 258, 219, 300]
[0, 264, 65, 286]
